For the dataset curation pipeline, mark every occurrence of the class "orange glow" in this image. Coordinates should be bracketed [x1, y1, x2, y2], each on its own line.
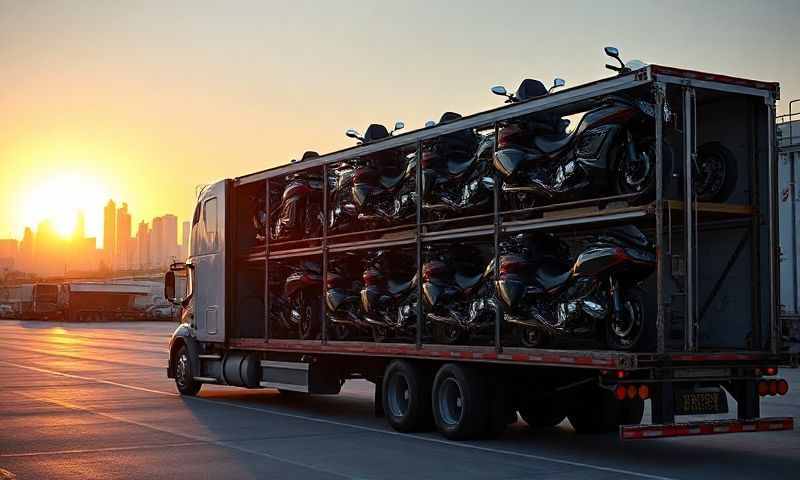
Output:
[20, 173, 108, 239]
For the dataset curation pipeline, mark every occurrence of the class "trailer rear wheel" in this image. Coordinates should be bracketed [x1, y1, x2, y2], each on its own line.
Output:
[174, 346, 202, 396]
[382, 360, 432, 432]
[519, 398, 567, 428]
[432, 363, 489, 440]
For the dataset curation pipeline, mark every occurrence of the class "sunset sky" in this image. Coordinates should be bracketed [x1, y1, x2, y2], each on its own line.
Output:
[1, 0, 799, 245]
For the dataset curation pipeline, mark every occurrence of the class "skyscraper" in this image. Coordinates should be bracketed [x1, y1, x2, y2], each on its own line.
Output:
[181, 220, 190, 260]
[19, 227, 33, 272]
[103, 199, 116, 268]
[73, 210, 85, 241]
[150, 216, 164, 268]
[163, 214, 178, 265]
[116, 202, 132, 269]
[136, 221, 150, 269]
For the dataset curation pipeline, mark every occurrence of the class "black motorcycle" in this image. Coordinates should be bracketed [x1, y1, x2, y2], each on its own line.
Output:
[496, 225, 656, 350]
[492, 75, 670, 209]
[342, 123, 417, 230]
[283, 259, 323, 340]
[326, 253, 367, 340]
[271, 151, 324, 242]
[360, 250, 419, 342]
[421, 112, 496, 218]
[422, 245, 497, 345]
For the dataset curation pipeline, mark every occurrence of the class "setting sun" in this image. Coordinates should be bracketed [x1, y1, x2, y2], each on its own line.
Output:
[20, 173, 108, 239]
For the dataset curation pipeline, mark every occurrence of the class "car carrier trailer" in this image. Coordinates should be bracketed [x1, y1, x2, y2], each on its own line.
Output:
[165, 61, 797, 440]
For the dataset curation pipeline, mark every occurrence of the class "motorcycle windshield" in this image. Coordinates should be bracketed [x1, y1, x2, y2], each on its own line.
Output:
[604, 225, 650, 248]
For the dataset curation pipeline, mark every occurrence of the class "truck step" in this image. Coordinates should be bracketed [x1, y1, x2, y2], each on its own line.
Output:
[192, 376, 219, 383]
[198, 354, 221, 360]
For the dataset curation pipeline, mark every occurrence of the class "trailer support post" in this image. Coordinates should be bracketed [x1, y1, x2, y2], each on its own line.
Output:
[654, 81, 666, 354]
[264, 179, 270, 342]
[651, 379, 675, 425]
[736, 379, 760, 420]
[416, 140, 423, 349]
[683, 86, 697, 352]
[493, 122, 503, 353]
[322, 164, 329, 344]
[766, 97, 779, 353]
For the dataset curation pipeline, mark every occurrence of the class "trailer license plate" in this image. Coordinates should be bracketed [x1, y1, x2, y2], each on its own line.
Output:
[675, 386, 728, 415]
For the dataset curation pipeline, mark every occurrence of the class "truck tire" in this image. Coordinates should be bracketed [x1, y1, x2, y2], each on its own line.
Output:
[519, 397, 567, 429]
[174, 345, 202, 396]
[382, 360, 433, 432]
[567, 385, 643, 433]
[432, 363, 489, 440]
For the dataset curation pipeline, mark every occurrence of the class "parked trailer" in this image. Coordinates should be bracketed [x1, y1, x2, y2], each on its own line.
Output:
[63, 282, 153, 322]
[165, 62, 796, 440]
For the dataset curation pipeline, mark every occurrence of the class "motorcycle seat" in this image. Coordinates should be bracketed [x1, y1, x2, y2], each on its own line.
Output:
[380, 173, 407, 189]
[455, 272, 484, 290]
[447, 158, 474, 176]
[534, 133, 573, 154]
[388, 278, 414, 295]
[535, 261, 571, 291]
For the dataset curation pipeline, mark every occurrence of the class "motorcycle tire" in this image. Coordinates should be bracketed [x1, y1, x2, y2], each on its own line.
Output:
[695, 142, 737, 203]
[611, 137, 673, 204]
[606, 287, 649, 351]
[431, 322, 464, 345]
[513, 325, 548, 348]
[297, 291, 321, 340]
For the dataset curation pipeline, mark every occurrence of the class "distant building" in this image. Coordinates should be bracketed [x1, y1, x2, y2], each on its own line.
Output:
[73, 210, 86, 241]
[181, 220, 190, 260]
[136, 221, 150, 269]
[150, 216, 164, 268]
[19, 227, 33, 272]
[0, 238, 17, 272]
[116, 202, 132, 269]
[103, 199, 117, 267]
[163, 214, 178, 265]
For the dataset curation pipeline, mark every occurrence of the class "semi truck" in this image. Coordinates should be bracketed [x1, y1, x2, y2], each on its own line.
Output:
[165, 56, 796, 440]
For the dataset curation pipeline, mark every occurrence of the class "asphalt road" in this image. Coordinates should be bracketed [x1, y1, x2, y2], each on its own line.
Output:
[0, 321, 798, 480]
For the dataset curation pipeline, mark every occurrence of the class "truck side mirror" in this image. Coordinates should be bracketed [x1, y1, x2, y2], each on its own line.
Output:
[165, 271, 177, 304]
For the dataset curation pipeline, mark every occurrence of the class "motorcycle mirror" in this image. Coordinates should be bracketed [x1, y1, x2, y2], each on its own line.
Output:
[604, 46, 626, 72]
[345, 128, 362, 140]
[392, 121, 405, 133]
[424, 120, 436, 128]
[549, 78, 566, 93]
[491, 85, 508, 97]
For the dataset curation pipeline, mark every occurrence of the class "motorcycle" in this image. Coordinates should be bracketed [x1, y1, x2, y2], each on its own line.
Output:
[326, 253, 368, 340]
[271, 151, 324, 242]
[421, 112, 496, 218]
[336, 123, 417, 230]
[422, 244, 497, 345]
[283, 259, 323, 340]
[360, 249, 419, 342]
[496, 225, 656, 351]
[492, 70, 671, 209]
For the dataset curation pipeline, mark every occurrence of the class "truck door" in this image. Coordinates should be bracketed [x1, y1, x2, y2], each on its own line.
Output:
[192, 180, 229, 343]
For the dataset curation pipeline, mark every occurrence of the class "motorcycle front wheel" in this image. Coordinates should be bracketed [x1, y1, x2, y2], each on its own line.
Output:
[612, 137, 672, 203]
[605, 287, 646, 351]
[695, 142, 737, 202]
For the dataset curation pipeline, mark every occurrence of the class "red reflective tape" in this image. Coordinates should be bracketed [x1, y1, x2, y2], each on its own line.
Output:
[511, 354, 529, 362]
[575, 356, 593, 365]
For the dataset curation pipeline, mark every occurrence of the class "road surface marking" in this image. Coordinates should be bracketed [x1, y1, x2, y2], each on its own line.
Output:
[0, 442, 203, 458]
[16, 391, 354, 479]
[0, 359, 677, 480]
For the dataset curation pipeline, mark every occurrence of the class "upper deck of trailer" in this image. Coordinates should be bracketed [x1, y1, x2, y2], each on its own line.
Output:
[233, 64, 778, 187]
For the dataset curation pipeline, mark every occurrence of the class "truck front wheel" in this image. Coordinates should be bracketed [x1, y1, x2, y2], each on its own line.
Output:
[174, 346, 202, 396]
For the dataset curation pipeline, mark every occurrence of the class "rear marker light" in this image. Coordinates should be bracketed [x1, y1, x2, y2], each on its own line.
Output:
[765, 367, 777, 376]
[638, 384, 650, 400]
[769, 381, 778, 396]
[758, 381, 769, 396]
[616, 370, 627, 379]
[627, 385, 637, 399]
[777, 379, 789, 396]
[615, 385, 627, 400]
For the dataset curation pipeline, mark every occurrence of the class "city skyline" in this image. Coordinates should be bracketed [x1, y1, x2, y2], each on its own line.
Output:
[0, 199, 188, 276]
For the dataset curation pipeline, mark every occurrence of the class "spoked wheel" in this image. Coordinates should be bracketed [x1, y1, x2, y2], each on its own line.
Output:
[606, 287, 646, 351]
[695, 142, 737, 202]
[293, 291, 321, 340]
[431, 322, 463, 345]
[513, 325, 548, 348]
[174, 346, 201, 396]
[613, 136, 672, 203]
